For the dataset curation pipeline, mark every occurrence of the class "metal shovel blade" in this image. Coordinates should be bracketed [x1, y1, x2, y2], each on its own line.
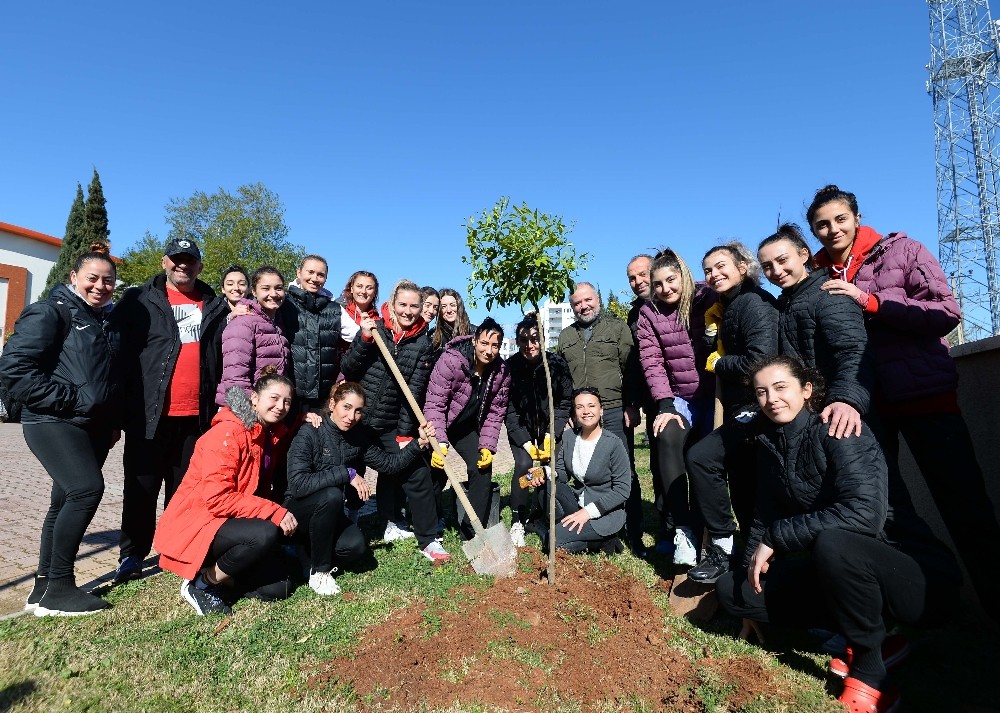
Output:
[461, 523, 518, 578]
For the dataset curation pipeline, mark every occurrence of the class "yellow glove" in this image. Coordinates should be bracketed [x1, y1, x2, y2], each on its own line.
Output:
[477, 448, 494, 469]
[524, 442, 541, 460]
[535, 433, 552, 463]
[704, 302, 724, 337]
[430, 444, 448, 469]
[706, 351, 722, 373]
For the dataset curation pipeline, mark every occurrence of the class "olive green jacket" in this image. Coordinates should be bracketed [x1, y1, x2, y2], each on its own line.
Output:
[557, 312, 636, 410]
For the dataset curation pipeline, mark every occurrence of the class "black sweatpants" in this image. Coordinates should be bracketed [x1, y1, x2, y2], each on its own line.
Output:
[284, 486, 367, 572]
[717, 528, 958, 682]
[507, 438, 537, 525]
[24, 421, 113, 580]
[373, 432, 439, 548]
[648, 417, 694, 532]
[685, 417, 758, 540]
[206, 518, 292, 601]
[120, 415, 200, 560]
[601, 406, 644, 551]
[449, 426, 492, 539]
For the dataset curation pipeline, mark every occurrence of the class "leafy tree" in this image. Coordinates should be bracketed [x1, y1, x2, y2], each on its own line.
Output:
[117, 183, 306, 292]
[464, 197, 589, 584]
[82, 168, 110, 250]
[41, 183, 87, 299]
[605, 289, 632, 322]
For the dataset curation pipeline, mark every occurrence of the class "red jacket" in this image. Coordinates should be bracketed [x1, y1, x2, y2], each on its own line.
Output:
[154, 391, 290, 581]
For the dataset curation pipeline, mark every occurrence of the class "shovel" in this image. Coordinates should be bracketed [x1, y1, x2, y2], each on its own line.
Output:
[369, 330, 518, 578]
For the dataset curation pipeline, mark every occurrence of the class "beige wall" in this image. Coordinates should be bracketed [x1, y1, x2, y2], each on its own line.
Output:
[898, 335, 1000, 613]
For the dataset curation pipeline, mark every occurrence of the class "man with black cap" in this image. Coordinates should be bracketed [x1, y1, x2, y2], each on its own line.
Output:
[111, 235, 229, 583]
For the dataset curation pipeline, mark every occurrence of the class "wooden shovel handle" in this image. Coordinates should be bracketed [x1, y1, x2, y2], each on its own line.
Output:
[369, 329, 486, 536]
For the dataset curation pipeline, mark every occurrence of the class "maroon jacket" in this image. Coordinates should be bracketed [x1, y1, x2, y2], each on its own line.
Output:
[635, 301, 700, 404]
[817, 230, 960, 401]
[216, 299, 290, 405]
[423, 335, 511, 452]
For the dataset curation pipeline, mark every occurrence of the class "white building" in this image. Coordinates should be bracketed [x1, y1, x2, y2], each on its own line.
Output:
[0, 222, 61, 339]
[538, 299, 574, 350]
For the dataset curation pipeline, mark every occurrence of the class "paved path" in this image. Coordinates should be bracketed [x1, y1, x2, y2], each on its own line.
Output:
[0, 422, 514, 618]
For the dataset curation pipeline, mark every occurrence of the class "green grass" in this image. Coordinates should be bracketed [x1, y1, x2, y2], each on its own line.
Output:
[1, 446, 997, 712]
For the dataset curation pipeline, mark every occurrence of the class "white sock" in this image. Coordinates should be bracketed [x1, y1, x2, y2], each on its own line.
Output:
[712, 536, 734, 554]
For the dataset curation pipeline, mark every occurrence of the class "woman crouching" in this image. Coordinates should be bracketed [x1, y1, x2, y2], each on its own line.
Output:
[154, 368, 298, 616]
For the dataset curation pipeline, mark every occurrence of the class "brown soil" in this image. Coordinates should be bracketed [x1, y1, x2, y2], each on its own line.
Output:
[307, 551, 784, 712]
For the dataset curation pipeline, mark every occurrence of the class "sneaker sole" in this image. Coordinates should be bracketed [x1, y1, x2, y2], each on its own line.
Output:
[687, 571, 725, 584]
[34, 605, 106, 617]
[181, 583, 231, 616]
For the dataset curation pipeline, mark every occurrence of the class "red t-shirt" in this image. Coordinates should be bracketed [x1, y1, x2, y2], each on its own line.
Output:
[164, 288, 204, 417]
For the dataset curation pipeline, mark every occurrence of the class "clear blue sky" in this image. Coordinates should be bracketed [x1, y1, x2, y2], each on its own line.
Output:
[1, 1, 938, 324]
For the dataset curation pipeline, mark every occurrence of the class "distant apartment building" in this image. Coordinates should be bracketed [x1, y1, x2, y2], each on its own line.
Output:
[0, 222, 61, 338]
[538, 299, 574, 350]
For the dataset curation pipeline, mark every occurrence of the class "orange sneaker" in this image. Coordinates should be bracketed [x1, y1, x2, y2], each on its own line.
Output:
[838, 677, 901, 713]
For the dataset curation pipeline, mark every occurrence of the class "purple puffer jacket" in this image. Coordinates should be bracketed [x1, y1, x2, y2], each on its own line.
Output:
[852, 231, 960, 401]
[216, 298, 291, 405]
[423, 335, 511, 452]
[636, 301, 700, 404]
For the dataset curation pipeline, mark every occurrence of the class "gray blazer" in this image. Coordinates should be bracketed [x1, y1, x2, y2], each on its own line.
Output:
[555, 428, 632, 536]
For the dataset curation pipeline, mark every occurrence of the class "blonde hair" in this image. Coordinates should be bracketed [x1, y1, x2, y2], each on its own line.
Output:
[387, 279, 423, 332]
[650, 248, 696, 328]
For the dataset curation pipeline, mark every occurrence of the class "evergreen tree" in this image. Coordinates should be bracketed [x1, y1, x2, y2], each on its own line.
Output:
[41, 183, 87, 299]
[82, 168, 110, 249]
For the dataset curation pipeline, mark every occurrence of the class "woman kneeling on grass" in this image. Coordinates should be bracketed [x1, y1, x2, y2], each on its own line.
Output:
[154, 368, 298, 616]
[716, 356, 959, 713]
[285, 381, 436, 595]
[525, 387, 631, 554]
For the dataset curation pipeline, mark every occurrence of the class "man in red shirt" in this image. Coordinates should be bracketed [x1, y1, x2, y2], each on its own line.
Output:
[111, 237, 229, 582]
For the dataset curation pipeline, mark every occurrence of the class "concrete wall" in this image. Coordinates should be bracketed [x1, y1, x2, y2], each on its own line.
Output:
[0, 230, 60, 304]
[898, 335, 1000, 613]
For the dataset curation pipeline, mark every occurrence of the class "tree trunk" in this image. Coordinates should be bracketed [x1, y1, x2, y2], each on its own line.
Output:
[537, 311, 558, 585]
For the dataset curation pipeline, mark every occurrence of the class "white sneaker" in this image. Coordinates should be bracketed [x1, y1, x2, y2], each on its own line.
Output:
[309, 569, 341, 596]
[509, 522, 526, 548]
[421, 539, 451, 562]
[383, 521, 416, 542]
[673, 526, 698, 567]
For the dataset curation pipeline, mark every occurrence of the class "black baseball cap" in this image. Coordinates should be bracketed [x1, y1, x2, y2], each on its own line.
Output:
[164, 236, 202, 260]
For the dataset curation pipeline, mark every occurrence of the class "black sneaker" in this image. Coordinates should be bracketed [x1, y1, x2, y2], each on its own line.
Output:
[35, 577, 110, 617]
[113, 556, 143, 584]
[25, 574, 47, 612]
[687, 543, 731, 584]
[181, 580, 233, 616]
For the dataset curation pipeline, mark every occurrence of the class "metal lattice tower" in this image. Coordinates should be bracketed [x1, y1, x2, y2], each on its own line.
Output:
[928, 0, 1000, 342]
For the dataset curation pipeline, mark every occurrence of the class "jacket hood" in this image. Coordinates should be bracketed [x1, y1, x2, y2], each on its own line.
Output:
[219, 386, 258, 428]
[50, 283, 112, 315]
[289, 280, 333, 299]
[380, 301, 426, 342]
[782, 269, 826, 299]
[814, 225, 883, 282]
[287, 283, 331, 311]
[239, 297, 281, 322]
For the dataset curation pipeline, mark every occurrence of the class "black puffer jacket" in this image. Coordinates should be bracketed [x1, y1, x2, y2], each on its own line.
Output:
[504, 351, 573, 446]
[777, 270, 873, 414]
[743, 409, 887, 566]
[282, 285, 344, 405]
[340, 322, 434, 437]
[285, 418, 425, 499]
[112, 274, 228, 437]
[707, 280, 778, 414]
[0, 284, 121, 427]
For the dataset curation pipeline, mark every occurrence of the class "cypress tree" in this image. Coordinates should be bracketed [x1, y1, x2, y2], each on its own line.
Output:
[41, 183, 87, 299]
[82, 168, 110, 250]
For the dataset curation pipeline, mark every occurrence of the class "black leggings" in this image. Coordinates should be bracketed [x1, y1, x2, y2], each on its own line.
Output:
[717, 528, 958, 682]
[648, 417, 693, 531]
[449, 426, 492, 537]
[24, 421, 113, 580]
[206, 518, 292, 602]
[284, 486, 367, 572]
[685, 417, 758, 540]
[373, 432, 439, 548]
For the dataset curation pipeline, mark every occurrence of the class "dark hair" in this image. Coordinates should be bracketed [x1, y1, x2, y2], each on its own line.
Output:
[299, 254, 328, 271]
[420, 286, 439, 301]
[220, 264, 249, 285]
[253, 365, 294, 395]
[650, 248, 696, 328]
[251, 265, 285, 290]
[515, 312, 540, 340]
[748, 355, 826, 412]
[806, 184, 860, 228]
[72, 249, 115, 274]
[474, 316, 504, 341]
[702, 241, 761, 286]
[434, 288, 472, 348]
[342, 270, 379, 307]
[758, 223, 814, 262]
[323, 380, 366, 416]
[572, 386, 602, 404]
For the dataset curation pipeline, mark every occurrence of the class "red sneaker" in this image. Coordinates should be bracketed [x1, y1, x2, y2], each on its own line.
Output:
[829, 634, 911, 679]
[838, 677, 901, 713]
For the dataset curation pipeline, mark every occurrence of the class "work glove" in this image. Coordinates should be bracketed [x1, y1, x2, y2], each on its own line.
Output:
[430, 444, 448, 469]
[477, 448, 494, 469]
[523, 442, 540, 459]
[535, 433, 552, 463]
[704, 302, 724, 338]
[706, 350, 723, 373]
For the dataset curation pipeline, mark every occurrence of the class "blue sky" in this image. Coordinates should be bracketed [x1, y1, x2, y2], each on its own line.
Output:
[1, 2, 937, 324]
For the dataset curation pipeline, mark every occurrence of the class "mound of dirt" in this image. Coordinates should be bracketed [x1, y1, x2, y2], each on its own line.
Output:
[307, 551, 783, 711]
